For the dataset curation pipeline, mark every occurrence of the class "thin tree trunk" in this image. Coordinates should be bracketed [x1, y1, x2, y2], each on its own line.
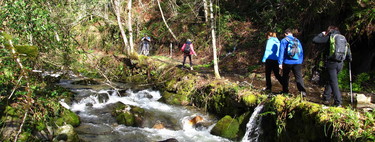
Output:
[8, 39, 30, 99]
[112, 0, 130, 54]
[157, 0, 178, 41]
[203, 0, 208, 22]
[127, 0, 134, 53]
[209, 0, 220, 79]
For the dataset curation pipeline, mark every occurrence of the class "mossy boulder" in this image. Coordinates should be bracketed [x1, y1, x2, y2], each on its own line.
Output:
[242, 94, 258, 106]
[161, 91, 189, 105]
[211, 115, 240, 139]
[14, 45, 38, 58]
[112, 102, 145, 127]
[54, 124, 80, 142]
[55, 109, 80, 127]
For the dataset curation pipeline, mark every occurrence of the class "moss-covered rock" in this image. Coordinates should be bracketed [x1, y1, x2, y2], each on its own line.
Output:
[54, 124, 80, 142]
[242, 94, 257, 106]
[211, 115, 240, 139]
[112, 102, 145, 127]
[55, 109, 80, 127]
[161, 91, 189, 105]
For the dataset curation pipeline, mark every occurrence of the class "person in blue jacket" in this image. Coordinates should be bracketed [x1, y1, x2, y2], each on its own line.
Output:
[278, 29, 307, 96]
[262, 32, 283, 92]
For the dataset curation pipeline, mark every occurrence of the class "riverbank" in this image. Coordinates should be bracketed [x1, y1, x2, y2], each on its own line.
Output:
[115, 54, 374, 141]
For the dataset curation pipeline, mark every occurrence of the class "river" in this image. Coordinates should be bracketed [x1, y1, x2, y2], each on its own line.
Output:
[58, 77, 232, 142]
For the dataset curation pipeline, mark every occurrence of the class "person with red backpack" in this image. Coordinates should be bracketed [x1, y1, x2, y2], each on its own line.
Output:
[181, 39, 197, 70]
[313, 26, 352, 107]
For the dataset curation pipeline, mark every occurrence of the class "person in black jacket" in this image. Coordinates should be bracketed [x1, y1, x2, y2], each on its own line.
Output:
[312, 26, 352, 107]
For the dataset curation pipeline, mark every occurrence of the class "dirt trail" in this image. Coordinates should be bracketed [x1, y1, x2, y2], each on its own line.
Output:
[153, 54, 368, 108]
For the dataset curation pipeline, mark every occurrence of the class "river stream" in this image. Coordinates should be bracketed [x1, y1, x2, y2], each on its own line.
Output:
[58, 77, 232, 142]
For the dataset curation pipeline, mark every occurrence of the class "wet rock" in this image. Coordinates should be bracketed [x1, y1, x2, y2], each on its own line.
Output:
[54, 124, 79, 142]
[187, 115, 204, 126]
[153, 122, 165, 129]
[158, 138, 179, 142]
[96, 93, 109, 103]
[194, 121, 214, 131]
[71, 78, 100, 85]
[112, 103, 145, 127]
[356, 94, 371, 104]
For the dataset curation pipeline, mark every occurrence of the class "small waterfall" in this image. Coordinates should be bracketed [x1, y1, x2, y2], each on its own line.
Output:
[241, 104, 265, 142]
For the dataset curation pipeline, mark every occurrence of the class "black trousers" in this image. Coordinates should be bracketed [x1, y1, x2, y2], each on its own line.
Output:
[282, 64, 306, 93]
[183, 54, 192, 66]
[265, 59, 283, 90]
[323, 61, 343, 105]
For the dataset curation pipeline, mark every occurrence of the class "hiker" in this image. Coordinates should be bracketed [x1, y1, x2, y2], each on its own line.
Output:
[140, 36, 151, 56]
[312, 26, 352, 107]
[181, 39, 197, 70]
[261, 32, 283, 92]
[278, 28, 307, 96]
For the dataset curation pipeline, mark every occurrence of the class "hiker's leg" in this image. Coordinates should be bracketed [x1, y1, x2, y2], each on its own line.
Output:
[183, 54, 187, 66]
[323, 62, 333, 101]
[146, 44, 150, 55]
[271, 60, 283, 87]
[265, 59, 272, 90]
[330, 62, 343, 105]
[326, 61, 341, 105]
[282, 64, 291, 93]
[292, 64, 306, 92]
[188, 55, 192, 67]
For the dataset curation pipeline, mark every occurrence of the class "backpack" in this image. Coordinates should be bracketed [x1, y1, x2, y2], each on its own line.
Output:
[285, 37, 300, 60]
[184, 43, 191, 54]
[329, 34, 348, 61]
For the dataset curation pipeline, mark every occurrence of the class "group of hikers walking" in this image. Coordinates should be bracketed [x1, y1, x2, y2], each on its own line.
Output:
[262, 26, 352, 107]
[139, 26, 352, 107]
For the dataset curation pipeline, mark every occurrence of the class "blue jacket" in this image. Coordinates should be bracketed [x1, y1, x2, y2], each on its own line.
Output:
[278, 35, 304, 65]
[262, 37, 280, 62]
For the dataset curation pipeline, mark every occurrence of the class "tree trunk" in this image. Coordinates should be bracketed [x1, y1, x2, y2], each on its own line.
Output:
[127, 0, 134, 53]
[209, 0, 221, 79]
[112, 0, 130, 54]
[157, 0, 178, 41]
[203, 0, 208, 22]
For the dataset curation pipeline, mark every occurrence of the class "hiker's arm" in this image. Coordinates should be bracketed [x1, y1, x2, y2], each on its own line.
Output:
[312, 32, 329, 44]
[262, 40, 272, 62]
[278, 39, 286, 65]
[191, 44, 197, 56]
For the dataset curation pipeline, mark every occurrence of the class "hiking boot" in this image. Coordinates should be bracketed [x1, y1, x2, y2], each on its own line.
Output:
[323, 100, 330, 106]
[277, 91, 288, 95]
[262, 87, 271, 92]
[334, 104, 342, 107]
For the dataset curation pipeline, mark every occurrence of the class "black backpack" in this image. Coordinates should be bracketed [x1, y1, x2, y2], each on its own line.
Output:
[184, 43, 191, 54]
[329, 34, 349, 61]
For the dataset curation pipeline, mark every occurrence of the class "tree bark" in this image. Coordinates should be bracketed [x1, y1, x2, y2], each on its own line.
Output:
[203, 0, 208, 22]
[112, 0, 130, 54]
[127, 0, 134, 53]
[209, 0, 220, 79]
[157, 0, 178, 41]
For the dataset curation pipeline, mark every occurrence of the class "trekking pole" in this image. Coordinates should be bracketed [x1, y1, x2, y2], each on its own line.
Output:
[349, 62, 353, 105]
